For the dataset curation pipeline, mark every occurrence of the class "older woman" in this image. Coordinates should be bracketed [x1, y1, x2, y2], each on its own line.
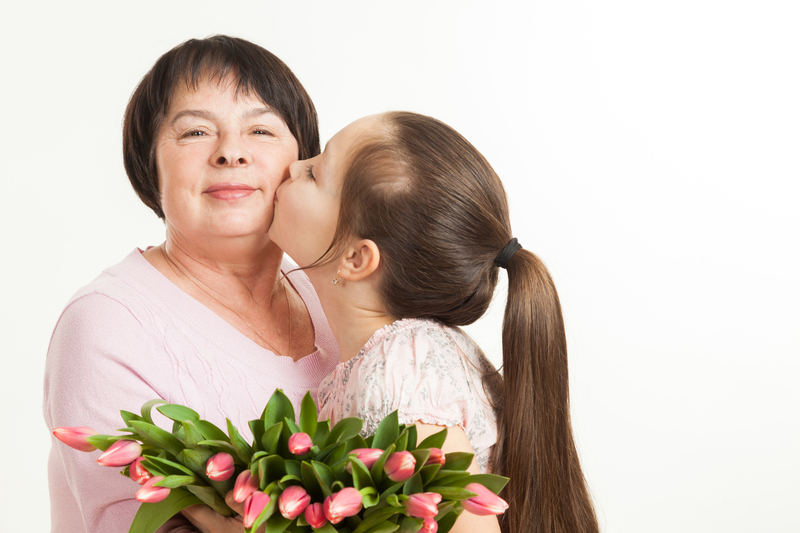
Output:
[43, 36, 339, 532]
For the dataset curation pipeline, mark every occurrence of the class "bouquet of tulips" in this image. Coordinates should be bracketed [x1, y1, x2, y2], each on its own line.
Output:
[53, 389, 508, 533]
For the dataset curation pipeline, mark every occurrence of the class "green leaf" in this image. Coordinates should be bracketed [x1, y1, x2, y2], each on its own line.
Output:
[448, 473, 509, 494]
[325, 418, 364, 447]
[228, 418, 255, 464]
[284, 416, 301, 435]
[141, 456, 196, 478]
[260, 513, 292, 533]
[430, 470, 471, 486]
[442, 452, 474, 472]
[433, 501, 456, 519]
[370, 444, 396, 485]
[309, 523, 339, 533]
[263, 389, 296, 428]
[177, 448, 234, 498]
[311, 461, 336, 497]
[370, 411, 399, 451]
[131, 421, 185, 456]
[394, 430, 409, 453]
[418, 464, 441, 486]
[248, 485, 281, 532]
[313, 420, 330, 446]
[435, 508, 462, 533]
[423, 486, 477, 500]
[262, 422, 284, 454]
[140, 399, 168, 425]
[396, 516, 424, 533]
[128, 487, 203, 533]
[301, 461, 324, 501]
[196, 439, 239, 456]
[195, 420, 230, 442]
[299, 392, 318, 437]
[352, 507, 403, 533]
[417, 428, 447, 451]
[182, 420, 208, 450]
[120, 410, 144, 427]
[319, 441, 347, 466]
[402, 473, 423, 496]
[157, 404, 200, 423]
[85, 434, 128, 452]
[285, 460, 302, 478]
[409, 450, 430, 473]
[154, 475, 197, 489]
[277, 474, 303, 490]
[363, 521, 400, 533]
[359, 486, 380, 508]
[185, 485, 233, 516]
[350, 458, 375, 491]
[259, 455, 287, 487]
[405, 425, 417, 451]
[250, 419, 265, 451]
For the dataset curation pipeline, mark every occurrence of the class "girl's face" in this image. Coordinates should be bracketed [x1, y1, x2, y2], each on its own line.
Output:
[269, 115, 379, 267]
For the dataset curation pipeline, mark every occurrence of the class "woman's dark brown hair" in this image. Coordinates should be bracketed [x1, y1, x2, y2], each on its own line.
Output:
[327, 112, 599, 533]
[123, 35, 319, 219]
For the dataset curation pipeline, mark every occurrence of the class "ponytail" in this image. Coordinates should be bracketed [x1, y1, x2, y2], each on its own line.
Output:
[492, 249, 598, 533]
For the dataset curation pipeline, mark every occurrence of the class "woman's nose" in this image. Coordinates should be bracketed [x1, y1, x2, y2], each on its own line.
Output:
[212, 133, 250, 167]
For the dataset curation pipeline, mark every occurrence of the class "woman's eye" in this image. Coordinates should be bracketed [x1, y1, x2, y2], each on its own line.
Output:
[305, 164, 316, 181]
[253, 128, 275, 136]
[183, 130, 206, 138]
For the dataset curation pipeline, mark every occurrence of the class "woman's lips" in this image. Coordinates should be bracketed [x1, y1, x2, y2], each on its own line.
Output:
[204, 183, 256, 201]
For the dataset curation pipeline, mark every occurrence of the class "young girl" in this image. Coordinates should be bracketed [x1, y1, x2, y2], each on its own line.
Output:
[268, 112, 598, 533]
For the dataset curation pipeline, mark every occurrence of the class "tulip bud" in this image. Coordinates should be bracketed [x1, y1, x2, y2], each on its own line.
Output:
[323, 487, 363, 524]
[384, 451, 416, 482]
[421, 517, 439, 533]
[52, 426, 98, 452]
[304, 502, 327, 529]
[129, 456, 152, 485]
[96, 439, 142, 467]
[206, 452, 235, 481]
[243, 491, 271, 529]
[347, 448, 384, 471]
[424, 448, 446, 467]
[461, 483, 509, 516]
[136, 476, 170, 503]
[287, 432, 313, 455]
[233, 470, 259, 503]
[279, 485, 311, 519]
[405, 492, 442, 519]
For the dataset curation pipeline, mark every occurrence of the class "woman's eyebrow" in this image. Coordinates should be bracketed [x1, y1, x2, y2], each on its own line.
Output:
[168, 106, 275, 126]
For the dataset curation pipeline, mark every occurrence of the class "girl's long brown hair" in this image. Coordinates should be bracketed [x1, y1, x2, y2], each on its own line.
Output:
[327, 112, 598, 533]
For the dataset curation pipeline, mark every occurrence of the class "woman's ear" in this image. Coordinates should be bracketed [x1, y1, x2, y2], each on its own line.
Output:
[338, 239, 381, 281]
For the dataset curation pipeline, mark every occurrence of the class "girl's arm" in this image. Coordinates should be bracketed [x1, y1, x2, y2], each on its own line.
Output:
[414, 422, 502, 533]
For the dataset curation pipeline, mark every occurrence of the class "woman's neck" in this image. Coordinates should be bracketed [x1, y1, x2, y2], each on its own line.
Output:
[307, 268, 394, 364]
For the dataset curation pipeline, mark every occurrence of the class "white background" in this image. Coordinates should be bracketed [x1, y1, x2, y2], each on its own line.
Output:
[1, 1, 798, 531]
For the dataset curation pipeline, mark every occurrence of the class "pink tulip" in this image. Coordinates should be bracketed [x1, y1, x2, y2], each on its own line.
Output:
[304, 502, 327, 529]
[384, 451, 416, 482]
[322, 487, 363, 524]
[279, 485, 311, 519]
[425, 448, 446, 467]
[243, 491, 270, 529]
[420, 517, 439, 533]
[206, 452, 235, 481]
[129, 456, 152, 485]
[347, 448, 384, 471]
[52, 426, 98, 452]
[405, 492, 442, 519]
[96, 440, 142, 467]
[136, 476, 170, 503]
[461, 483, 509, 516]
[232, 470, 259, 503]
[288, 432, 313, 455]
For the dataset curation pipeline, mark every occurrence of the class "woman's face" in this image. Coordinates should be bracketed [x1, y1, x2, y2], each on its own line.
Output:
[269, 115, 378, 268]
[155, 77, 299, 246]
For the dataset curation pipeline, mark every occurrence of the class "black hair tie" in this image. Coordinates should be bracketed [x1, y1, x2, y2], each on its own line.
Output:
[494, 238, 522, 269]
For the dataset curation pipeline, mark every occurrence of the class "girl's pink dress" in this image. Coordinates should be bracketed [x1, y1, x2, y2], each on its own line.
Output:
[317, 318, 498, 472]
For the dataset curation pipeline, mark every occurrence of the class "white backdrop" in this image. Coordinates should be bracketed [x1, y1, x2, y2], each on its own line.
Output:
[1, 1, 798, 531]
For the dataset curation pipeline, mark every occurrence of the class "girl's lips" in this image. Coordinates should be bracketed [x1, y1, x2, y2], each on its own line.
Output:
[204, 183, 256, 201]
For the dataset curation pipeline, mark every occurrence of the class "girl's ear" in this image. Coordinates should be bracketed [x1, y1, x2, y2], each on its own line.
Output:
[338, 239, 381, 281]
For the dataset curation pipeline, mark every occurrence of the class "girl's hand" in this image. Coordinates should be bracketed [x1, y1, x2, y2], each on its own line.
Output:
[181, 492, 260, 533]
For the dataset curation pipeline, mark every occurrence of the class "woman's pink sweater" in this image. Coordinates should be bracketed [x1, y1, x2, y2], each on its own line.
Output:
[43, 249, 339, 532]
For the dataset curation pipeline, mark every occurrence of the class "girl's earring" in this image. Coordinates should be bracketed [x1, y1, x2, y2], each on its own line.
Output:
[332, 269, 342, 286]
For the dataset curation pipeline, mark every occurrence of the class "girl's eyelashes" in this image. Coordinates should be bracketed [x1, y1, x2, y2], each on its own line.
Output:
[182, 129, 207, 138]
[304, 164, 316, 181]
